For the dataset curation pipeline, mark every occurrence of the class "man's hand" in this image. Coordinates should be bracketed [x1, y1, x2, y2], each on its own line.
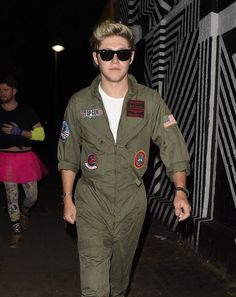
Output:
[174, 192, 191, 222]
[63, 199, 76, 224]
[2, 122, 22, 135]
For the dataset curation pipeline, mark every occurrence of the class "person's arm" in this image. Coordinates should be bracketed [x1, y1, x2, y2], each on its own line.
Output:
[61, 169, 77, 224]
[172, 171, 191, 221]
[150, 94, 191, 221]
[58, 95, 81, 224]
[2, 122, 45, 141]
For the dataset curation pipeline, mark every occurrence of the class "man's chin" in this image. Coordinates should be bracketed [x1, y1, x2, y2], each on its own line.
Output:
[0, 98, 9, 103]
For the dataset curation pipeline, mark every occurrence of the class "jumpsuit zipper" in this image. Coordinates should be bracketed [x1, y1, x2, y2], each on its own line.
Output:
[113, 143, 117, 231]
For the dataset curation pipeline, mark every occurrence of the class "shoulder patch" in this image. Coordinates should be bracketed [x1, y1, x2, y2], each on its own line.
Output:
[163, 114, 177, 128]
[60, 121, 70, 141]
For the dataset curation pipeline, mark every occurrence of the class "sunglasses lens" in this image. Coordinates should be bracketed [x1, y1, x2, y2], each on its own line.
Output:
[97, 49, 132, 61]
[99, 50, 114, 61]
[117, 50, 132, 61]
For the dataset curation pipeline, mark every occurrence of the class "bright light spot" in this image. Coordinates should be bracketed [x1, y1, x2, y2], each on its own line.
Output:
[52, 45, 65, 52]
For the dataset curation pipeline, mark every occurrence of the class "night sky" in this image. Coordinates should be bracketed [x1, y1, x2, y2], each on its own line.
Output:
[0, 0, 110, 122]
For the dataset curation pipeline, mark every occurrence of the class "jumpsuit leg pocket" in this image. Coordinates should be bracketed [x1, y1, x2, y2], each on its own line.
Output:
[78, 237, 112, 297]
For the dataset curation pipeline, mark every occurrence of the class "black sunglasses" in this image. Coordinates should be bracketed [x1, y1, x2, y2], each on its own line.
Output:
[96, 49, 133, 61]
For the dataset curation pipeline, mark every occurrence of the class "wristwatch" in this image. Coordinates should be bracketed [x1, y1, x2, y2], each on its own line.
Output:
[61, 192, 73, 198]
[174, 187, 189, 197]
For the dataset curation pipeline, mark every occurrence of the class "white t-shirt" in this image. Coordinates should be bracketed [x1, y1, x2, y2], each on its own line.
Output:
[99, 84, 124, 142]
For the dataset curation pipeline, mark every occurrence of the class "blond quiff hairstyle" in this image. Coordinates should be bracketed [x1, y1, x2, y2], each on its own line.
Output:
[90, 20, 135, 51]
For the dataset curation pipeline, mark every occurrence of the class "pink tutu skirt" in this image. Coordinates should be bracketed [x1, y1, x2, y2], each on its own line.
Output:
[0, 151, 48, 183]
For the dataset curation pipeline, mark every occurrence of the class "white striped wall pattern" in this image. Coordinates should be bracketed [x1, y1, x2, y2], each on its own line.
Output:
[116, 0, 236, 250]
[219, 37, 236, 206]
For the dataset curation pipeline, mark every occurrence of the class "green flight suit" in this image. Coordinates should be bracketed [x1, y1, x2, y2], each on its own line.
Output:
[58, 74, 190, 297]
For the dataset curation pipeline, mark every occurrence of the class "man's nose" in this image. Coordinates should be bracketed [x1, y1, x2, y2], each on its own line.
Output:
[111, 53, 119, 62]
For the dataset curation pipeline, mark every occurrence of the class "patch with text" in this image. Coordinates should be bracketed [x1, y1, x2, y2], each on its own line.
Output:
[127, 100, 144, 118]
[80, 108, 103, 119]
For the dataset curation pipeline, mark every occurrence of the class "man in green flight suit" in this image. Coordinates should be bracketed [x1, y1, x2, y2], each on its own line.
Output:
[58, 20, 191, 297]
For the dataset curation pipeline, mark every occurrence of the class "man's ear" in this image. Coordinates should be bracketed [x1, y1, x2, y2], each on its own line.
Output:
[129, 50, 135, 65]
[92, 51, 99, 66]
[13, 88, 17, 96]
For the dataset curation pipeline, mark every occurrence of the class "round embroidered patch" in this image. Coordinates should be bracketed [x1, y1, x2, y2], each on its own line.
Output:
[85, 153, 98, 170]
[60, 121, 70, 141]
[134, 150, 146, 169]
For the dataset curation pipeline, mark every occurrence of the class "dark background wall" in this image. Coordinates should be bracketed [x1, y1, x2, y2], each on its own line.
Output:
[0, 0, 109, 137]
[0, 0, 111, 166]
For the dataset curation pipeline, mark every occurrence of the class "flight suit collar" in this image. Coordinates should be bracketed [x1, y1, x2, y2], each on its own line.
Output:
[90, 74, 137, 99]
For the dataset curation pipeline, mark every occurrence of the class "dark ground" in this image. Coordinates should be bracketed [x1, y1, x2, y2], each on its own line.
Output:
[0, 167, 236, 297]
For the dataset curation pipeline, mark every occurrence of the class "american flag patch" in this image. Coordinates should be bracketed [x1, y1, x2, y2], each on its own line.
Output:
[163, 114, 177, 128]
[60, 121, 70, 141]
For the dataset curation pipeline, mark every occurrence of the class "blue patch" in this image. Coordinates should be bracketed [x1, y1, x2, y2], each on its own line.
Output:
[134, 150, 146, 169]
[60, 121, 70, 142]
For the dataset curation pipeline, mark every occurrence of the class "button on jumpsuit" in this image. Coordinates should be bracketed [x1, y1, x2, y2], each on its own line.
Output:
[58, 75, 190, 297]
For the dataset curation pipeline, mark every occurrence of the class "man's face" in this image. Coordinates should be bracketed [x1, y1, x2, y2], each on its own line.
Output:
[92, 35, 135, 84]
[0, 83, 16, 104]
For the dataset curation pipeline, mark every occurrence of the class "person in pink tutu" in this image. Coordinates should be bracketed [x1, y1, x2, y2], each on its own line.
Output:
[0, 75, 48, 248]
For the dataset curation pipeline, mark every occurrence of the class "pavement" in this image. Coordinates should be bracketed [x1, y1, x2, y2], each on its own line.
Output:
[0, 168, 236, 297]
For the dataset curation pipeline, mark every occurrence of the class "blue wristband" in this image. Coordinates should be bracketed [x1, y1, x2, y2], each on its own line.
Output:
[11, 126, 23, 135]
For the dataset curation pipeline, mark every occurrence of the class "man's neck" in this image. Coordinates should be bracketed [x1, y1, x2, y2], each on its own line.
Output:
[2, 99, 18, 111]
[100, 78, 128, 99]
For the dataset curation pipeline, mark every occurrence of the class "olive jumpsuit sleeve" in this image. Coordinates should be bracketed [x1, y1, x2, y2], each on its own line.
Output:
[58, 95, 81, 173]
[150, 91, 190, 180]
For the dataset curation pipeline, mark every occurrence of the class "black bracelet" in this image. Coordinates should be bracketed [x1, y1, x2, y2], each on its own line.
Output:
[174, 187, 189, 197]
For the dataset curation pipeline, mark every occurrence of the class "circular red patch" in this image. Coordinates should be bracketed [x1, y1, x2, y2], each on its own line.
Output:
[85, 153, 97, 170]
[134, 150, 146, 169]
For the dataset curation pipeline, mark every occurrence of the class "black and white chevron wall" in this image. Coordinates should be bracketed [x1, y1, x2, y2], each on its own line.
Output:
[219, 36, 236, 208]
[116, 0, 236, 263]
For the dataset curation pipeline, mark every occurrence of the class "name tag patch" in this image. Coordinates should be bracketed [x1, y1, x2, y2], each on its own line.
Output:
[81, 108, 103, 119]
[127, 100, 144, 118]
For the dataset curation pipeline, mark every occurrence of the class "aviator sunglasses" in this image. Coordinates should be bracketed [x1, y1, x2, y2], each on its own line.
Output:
[96, 49, 133, 61]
